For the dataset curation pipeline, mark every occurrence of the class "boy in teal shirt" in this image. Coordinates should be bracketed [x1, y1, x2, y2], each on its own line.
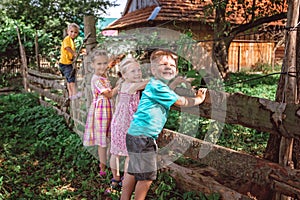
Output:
[121, 49, 207, 200]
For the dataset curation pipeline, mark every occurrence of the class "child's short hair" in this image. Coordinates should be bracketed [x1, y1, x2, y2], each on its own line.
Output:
[68, 23, 80, 31]
[119, 58, 140, 75]
[150, 49, 178, 66]
[90, 49, 108, 63]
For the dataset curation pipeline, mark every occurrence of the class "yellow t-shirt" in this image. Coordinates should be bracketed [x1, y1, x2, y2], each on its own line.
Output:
[59, 36, 76, 65]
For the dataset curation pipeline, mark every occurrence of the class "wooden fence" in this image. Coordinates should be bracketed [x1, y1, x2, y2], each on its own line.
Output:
[25, 62, 300, 200]
[227, 41, 287, 72]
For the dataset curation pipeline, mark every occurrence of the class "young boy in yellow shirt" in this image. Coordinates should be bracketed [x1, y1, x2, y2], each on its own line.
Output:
[59, 23, 80, 102]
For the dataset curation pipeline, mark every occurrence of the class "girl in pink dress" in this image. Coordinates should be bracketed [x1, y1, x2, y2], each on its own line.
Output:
[83, 49, 119, 177]
[107, 58, 148, 192]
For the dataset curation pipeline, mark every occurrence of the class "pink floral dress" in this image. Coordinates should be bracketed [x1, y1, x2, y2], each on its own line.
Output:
[83, 75, 113, 148]
[110, 87, 140, 156]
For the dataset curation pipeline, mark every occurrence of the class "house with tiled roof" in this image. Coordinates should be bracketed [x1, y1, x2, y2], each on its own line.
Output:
[105, 0, 287, 72]
[98, 18, 118, 36]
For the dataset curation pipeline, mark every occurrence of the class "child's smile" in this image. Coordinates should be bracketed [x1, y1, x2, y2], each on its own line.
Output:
[68, 27, 79, 39]
[123, 64, 142, 83]
[92, 55, 108, 76]
[151, 56, 177, 82]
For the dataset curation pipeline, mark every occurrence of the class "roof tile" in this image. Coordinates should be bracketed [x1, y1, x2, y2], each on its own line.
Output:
[105, 0, 287, 30]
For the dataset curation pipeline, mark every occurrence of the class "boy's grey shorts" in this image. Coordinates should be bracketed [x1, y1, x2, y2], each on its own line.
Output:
[59, 63, 75, 83]
[126, 134, 158, 181]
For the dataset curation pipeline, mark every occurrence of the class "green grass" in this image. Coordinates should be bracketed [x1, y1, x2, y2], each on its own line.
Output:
[0, 92, 218, 199]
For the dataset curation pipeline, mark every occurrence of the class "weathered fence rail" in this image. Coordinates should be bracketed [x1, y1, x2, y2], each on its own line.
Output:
[26, 67, 300, 200]
[158, 129, 300, 199]
[27, 69, 66, 105]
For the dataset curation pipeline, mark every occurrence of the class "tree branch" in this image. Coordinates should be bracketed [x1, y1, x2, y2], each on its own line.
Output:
[231, 12, 287, 36]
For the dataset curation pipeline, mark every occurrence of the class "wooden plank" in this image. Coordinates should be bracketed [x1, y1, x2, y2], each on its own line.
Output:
[28, 69, 64, 80]
[28, 83, 65, 104]
[158, 129, 300, 198]
[166, 162, 252, 200]
[171, 90, 300, 139]
[27, 74, 65, 90]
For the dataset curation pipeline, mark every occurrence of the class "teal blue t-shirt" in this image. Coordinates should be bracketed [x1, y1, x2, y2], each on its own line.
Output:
[127, 77, 179, 139]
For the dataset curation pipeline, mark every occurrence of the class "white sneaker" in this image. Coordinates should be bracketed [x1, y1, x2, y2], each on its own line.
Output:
[70, 92, 82, 100]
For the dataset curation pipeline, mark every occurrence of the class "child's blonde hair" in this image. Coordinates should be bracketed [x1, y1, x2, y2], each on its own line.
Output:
[119, 58, 140, 75]
[150, 49, 178, 67]
[68, 23, 80, 31]
[90, 49, 108, 63]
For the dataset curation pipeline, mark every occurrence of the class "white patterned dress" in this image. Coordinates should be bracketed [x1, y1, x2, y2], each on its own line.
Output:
[110, 88, 140, 156]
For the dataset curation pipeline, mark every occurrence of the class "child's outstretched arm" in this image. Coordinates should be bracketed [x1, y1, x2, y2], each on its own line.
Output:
[174, 88, 207, 107]
[128, 80, 149, 94]
[102, 85, 120, 98]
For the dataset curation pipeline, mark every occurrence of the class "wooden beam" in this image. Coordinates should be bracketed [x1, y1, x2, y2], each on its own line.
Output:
[28, 83, 65, 105]
[171, 90, 300, 139]
[28, 69, 64, 80]
[27, 74, 65, 90]
[166, 162, 252, 200]
[157, 129, 300, 198]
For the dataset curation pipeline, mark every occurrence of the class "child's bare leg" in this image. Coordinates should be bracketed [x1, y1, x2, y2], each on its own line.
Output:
[98, 146, 107, 172]
[124, 156, 129, 173]
[110, 154, 121, 181]
[67, 83, 72, 98]
[134, 180, 152, 200]
[69, 82, 76, 97]
[120, 173, 136, 200]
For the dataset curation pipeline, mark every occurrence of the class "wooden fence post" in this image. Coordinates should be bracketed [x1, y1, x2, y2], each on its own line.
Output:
[275, 1, 299, 199]
[83, 15, 97, 108]
[16, 26, 29, 92]
[35, 30, 40, 71]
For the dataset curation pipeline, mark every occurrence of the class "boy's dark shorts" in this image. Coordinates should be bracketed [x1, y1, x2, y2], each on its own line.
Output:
[126, 134, 158, 181]
[59, 63, 75, 83]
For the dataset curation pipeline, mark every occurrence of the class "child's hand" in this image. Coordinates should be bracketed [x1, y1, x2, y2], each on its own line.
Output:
[196, 88, 207, 98]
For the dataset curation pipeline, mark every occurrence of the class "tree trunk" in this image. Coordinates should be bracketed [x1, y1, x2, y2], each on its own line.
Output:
[212, 0, 231, 79]
[263, 0, 300, 199]
[212, 39, 230, 79]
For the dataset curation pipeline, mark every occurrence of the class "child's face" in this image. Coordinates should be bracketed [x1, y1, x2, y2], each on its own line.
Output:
[151, 55, 178, 82]
[123, 63, 142, 83]
[68, 27, 79, 39]
[91, 55, 108, 76]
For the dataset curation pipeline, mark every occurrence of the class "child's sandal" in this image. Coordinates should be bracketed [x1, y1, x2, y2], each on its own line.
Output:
[99, 164, 107, 177]
[118, 176, 124, 187]
[99, 170, 106, 177]
[104, 179, 121, 194]
[111, 178, 122, 190]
